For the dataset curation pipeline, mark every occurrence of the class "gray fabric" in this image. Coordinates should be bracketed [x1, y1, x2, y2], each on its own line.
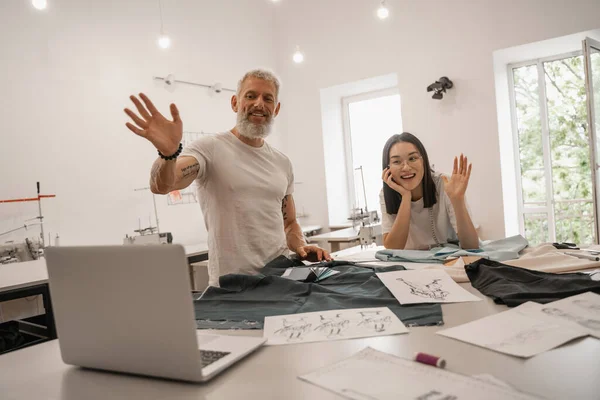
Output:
[375, 235, 529, 264]
[194, 256, 443, 329]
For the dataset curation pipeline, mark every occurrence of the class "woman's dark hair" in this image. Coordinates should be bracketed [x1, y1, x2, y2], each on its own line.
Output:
[382, 132, 437, 214]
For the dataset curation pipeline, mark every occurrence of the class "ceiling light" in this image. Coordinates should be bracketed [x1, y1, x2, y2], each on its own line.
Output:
[377, 1, 389, 20]
[293, 46, 304, 64]
[32, 0, 47, 10]
[158, 34, 171, 49]
[157, 0, 171, 50]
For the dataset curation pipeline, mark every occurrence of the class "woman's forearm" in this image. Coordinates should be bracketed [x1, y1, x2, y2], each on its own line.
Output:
[383, 197, 411, 249]
[451, 199, 479, 249]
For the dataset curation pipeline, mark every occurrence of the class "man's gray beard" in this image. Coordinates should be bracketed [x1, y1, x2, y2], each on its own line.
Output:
[237, 111, 273, 139]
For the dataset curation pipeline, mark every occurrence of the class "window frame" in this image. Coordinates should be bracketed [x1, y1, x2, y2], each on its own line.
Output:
[341, 87, 401, 214]
[508, 50, 585, 242]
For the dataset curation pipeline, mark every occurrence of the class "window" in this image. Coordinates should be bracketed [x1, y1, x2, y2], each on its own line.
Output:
[342, 88, 402, 219]
[509, 53, 595, 244]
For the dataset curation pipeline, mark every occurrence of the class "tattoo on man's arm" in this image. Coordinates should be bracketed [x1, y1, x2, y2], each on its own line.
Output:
[150, 161, 162, 187]
[151, 161, 161, 178]
[282, 195, 289, 221]
[181, 163, 200, 179]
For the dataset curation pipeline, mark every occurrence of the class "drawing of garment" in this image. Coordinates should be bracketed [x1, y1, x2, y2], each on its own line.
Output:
[572, 299, 600, 314]
[357, 311, 392, 332]
[314, 314, 350, 337]
[487, 323, 551, 349]
[397, 278, 449, 300]
[274, 318, 312, 341]
[541, 307, 600, 331]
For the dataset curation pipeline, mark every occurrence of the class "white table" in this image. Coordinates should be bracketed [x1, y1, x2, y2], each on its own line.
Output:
[0, 244, 208, 293]
[0, 244, 210, 353]
[183, 243, 209, 264]
[308, 227, 360, 252]
[0, 259, 56, 352]
[2, 246, 600, 399]
[1, 280, 599, 399]
[0, 259, 48, 294]
[300, 224, 322, 237]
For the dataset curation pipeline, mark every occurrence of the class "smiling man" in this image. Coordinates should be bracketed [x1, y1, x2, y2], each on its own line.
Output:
[124, 69, 330, 286]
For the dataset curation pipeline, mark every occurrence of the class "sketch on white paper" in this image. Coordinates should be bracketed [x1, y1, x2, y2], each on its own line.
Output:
[263, 307, 408, 345]
[486, 322, 556, 351]
[273, 317, 312, 342]
[540, 307, 600, 331]
[516, 292, 600, 339]
[299, 347, 540, 400]
[396, 277, 449, 301]
[357, 310, 392, 332]
[314, 314, 350, 337]
[437, 302, 587, 358]
[376, 269, 481, 304]
[572, 298, 600, 314]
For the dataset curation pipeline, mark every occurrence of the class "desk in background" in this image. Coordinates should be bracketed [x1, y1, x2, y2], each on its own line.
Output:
[300, 224, 322, 237]
[0, 244, 209, 354]
[308, 226, 360, 252]
[0, 259, 55, 354]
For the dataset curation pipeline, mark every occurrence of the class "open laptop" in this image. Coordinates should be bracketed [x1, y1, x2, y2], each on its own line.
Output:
[45, 244, 266, 382]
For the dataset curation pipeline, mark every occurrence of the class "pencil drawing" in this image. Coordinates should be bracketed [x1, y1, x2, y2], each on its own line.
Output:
[274, 317, 312, 341]
[314, 313, 350, 337]
[487, 323, 554, 350]
[396, 277, 449, 300]
[357, 310, 392, 332]
[541, 307, 600, 331]
[572, 298, 600, 314]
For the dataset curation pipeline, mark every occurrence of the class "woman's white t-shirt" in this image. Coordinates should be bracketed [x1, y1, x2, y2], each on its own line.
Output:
[379, 173, 474, 250]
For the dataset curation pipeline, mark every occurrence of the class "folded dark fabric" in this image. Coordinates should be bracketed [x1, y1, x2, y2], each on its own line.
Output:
[465, 258, 600, 307]
[194, 256, 443, 329]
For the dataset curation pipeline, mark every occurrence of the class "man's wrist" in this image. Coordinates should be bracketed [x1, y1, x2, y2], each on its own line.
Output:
[158, 143, 183, 160]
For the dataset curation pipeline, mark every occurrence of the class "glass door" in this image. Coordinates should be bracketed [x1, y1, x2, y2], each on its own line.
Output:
[583, 37, 600, 242]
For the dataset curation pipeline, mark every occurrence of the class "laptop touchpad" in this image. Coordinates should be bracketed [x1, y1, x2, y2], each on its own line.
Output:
[196, 333, 220, 346]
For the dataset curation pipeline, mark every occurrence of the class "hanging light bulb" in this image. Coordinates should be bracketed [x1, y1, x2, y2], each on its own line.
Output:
[158, 33, 171, 49]
[292, 46, 304, 64]
[32, 0, 47, 10]
[156, 0, 171, 50]
[377, 1, 389, 20]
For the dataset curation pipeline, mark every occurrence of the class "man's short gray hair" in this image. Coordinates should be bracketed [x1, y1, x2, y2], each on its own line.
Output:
[237, 68, 281, 99]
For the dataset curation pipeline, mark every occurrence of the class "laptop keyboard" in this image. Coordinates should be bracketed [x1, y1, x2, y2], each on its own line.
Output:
[199, 350, 231, 368]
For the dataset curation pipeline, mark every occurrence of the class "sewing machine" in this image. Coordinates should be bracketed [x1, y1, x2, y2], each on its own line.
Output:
[123, 231, 173, 245]
[0, 239, 43, 264]
[350, 207, 382, 248]
[358, 224, 383, 248]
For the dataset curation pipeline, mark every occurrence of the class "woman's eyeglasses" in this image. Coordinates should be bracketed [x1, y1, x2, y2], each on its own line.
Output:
[389, 154, 422, 168]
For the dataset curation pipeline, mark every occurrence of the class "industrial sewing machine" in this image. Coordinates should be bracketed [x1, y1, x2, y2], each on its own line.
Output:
[349, 166, 383, 248]
[358, 224, 383, 248]
[0, 239, 43, 264]
[350, 207, 383, 249]
[123, 230, 173, 245]
[123, 187, 173, 245]
[0, 182, 55, 264]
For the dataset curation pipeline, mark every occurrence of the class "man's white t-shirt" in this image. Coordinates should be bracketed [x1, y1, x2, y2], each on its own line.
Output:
[379, 173, 474, 250]
[181, 132, 293, 286]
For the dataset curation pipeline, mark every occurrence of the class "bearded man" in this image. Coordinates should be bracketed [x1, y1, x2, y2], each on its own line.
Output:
[124, 69, 330, 286]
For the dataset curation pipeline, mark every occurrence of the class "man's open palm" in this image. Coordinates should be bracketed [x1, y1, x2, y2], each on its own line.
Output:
[124, 93, 183, 156]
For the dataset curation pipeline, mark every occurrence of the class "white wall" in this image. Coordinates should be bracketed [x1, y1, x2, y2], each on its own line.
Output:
[4, 0, 600, 247]
[0, 0, 278, 246]
[273, 0, 600, 240]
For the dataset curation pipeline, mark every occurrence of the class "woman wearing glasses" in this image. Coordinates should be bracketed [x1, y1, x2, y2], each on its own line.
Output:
[380, 132, 479, 250]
